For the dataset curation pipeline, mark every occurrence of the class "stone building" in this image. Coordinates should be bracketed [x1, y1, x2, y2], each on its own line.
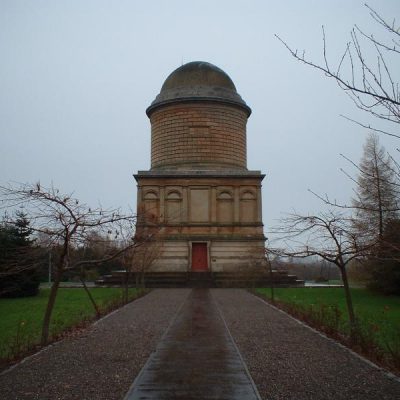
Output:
[135, 61, 266, 272]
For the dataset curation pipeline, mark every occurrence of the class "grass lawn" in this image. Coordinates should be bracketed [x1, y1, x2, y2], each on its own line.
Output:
[256, 288, 400, 359]
[0, 287, 139, 361]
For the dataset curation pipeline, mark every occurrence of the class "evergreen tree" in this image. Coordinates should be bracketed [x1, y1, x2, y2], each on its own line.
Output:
[352, 134, 400, 294]
[0, 212, 40, 297]
[367, 219, 400, 294]
[352, 134, 399, 244]
[14, 211, 34, 246]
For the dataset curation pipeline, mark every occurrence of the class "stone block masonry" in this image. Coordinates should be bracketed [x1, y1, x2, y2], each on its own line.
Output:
[150, 103, 248, 170]
[135, 61, 267, 274]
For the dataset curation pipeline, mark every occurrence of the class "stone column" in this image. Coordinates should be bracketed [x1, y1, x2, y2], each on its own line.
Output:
[234, 186, 240, 223]
[211, 186, 217, 222]
[182, 187, 188, 223]
[257, 185, 263, 223]
[159, 186, 165, 223]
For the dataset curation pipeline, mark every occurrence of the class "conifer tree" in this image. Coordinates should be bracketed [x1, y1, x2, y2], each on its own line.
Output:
[0, 211, 40, 297]
[352, 134, 399, 245]
[352, 134, 400, 293]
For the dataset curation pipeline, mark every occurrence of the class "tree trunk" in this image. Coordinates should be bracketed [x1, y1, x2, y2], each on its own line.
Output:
[124, 270, 130, 303]
[80, 276, 100, 318]
[140, 270, 145, 290]
[340, 264, 357, 340]
[41, 268, 62, 345]
[267, 256, 275, 303]
[373, 146, 384, 240]
[121, 269, 128, 303]
[135, 273, 140, 292]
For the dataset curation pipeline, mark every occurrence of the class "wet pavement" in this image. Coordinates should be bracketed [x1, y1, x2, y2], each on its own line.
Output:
[124, 289, 261, 400]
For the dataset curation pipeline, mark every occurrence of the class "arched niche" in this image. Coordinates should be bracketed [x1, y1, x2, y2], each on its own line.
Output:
[240, 190, 257, 222]
[166, 191, 181, 200]
[166, 190, 183, 223]
[218, 191, 233, 200]
[143, 190, 159, 221]
[217, 191, 234, 223]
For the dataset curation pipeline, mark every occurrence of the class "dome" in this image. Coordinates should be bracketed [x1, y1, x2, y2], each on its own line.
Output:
[146, 61, 251, 116]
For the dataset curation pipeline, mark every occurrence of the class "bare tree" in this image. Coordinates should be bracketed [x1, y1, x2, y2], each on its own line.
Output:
[265, 246, 275, 303]
[0, 183, 136, 345]
[133, 235, 163, 288]
[271, 210, 374, 337]
[276, 4, 400, 139]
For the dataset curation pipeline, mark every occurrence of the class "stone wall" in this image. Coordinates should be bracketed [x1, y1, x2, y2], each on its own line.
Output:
[136, 175, 263, 229]
[149, 241, 189, 271]
[210, 240, 266, 272]
[135, 173, 266, 272]
[147, 239, 266, 272]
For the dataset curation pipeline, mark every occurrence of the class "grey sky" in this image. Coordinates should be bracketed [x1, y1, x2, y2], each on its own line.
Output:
[1, 0, 399, 236]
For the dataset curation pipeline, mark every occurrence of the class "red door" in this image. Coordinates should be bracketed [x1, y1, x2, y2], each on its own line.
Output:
[191, 243, 208, 271]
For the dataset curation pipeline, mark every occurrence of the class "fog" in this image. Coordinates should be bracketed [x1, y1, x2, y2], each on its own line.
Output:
[1, 0, 399, 237]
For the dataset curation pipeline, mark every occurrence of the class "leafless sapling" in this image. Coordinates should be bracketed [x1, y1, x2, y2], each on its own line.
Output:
[270, 210, 375, 338]
[119, 208, 163, 299]
[0, 183, 136, 345]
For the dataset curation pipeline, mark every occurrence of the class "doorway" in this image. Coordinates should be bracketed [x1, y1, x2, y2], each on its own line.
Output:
[191, 243, 208, 271]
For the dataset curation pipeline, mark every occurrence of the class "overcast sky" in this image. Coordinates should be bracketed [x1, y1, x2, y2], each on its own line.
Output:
[1, 0, 399, 237]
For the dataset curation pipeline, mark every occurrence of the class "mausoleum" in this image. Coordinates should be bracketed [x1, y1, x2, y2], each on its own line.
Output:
[134, 61, 266, 272]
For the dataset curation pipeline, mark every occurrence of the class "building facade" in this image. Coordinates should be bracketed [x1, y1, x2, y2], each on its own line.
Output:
[135, 61, 266, 272]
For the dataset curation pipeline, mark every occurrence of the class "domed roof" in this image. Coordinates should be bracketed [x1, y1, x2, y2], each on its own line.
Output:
[146, 61, 251, 116]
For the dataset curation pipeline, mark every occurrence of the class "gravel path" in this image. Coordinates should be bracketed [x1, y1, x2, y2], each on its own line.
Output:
[0, 289, 190, 400]
[2, 288, 399, 400]
[212, 289, 400, 400]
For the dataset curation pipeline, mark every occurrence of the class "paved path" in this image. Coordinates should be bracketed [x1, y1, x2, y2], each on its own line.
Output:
[124, 288, 260, 400]
[1, 288, 399, 400]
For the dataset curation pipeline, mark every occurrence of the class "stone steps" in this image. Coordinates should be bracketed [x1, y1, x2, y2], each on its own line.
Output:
[96, 270, 304, 288]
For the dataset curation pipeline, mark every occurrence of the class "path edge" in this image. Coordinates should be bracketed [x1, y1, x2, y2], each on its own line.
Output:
[0, 290, 151, 377]
[212, 289, 263, 400]
[251, 292, 400, 384]
[122, 289, 191, 400]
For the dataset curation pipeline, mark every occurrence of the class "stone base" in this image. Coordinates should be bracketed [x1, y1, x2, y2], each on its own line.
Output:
[149, 239, 267, 273]
[95, 270, 304, 288]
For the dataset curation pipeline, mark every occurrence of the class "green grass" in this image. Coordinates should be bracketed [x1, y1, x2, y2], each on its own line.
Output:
[0, 287, 139, 361]
[256, 287, 400, 359]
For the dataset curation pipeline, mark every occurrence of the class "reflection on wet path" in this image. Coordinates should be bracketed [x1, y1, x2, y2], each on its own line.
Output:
[124, 289, 260, 399]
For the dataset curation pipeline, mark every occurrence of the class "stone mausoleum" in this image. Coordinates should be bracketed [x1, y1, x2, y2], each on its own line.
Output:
[135, 61, 266, 273]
